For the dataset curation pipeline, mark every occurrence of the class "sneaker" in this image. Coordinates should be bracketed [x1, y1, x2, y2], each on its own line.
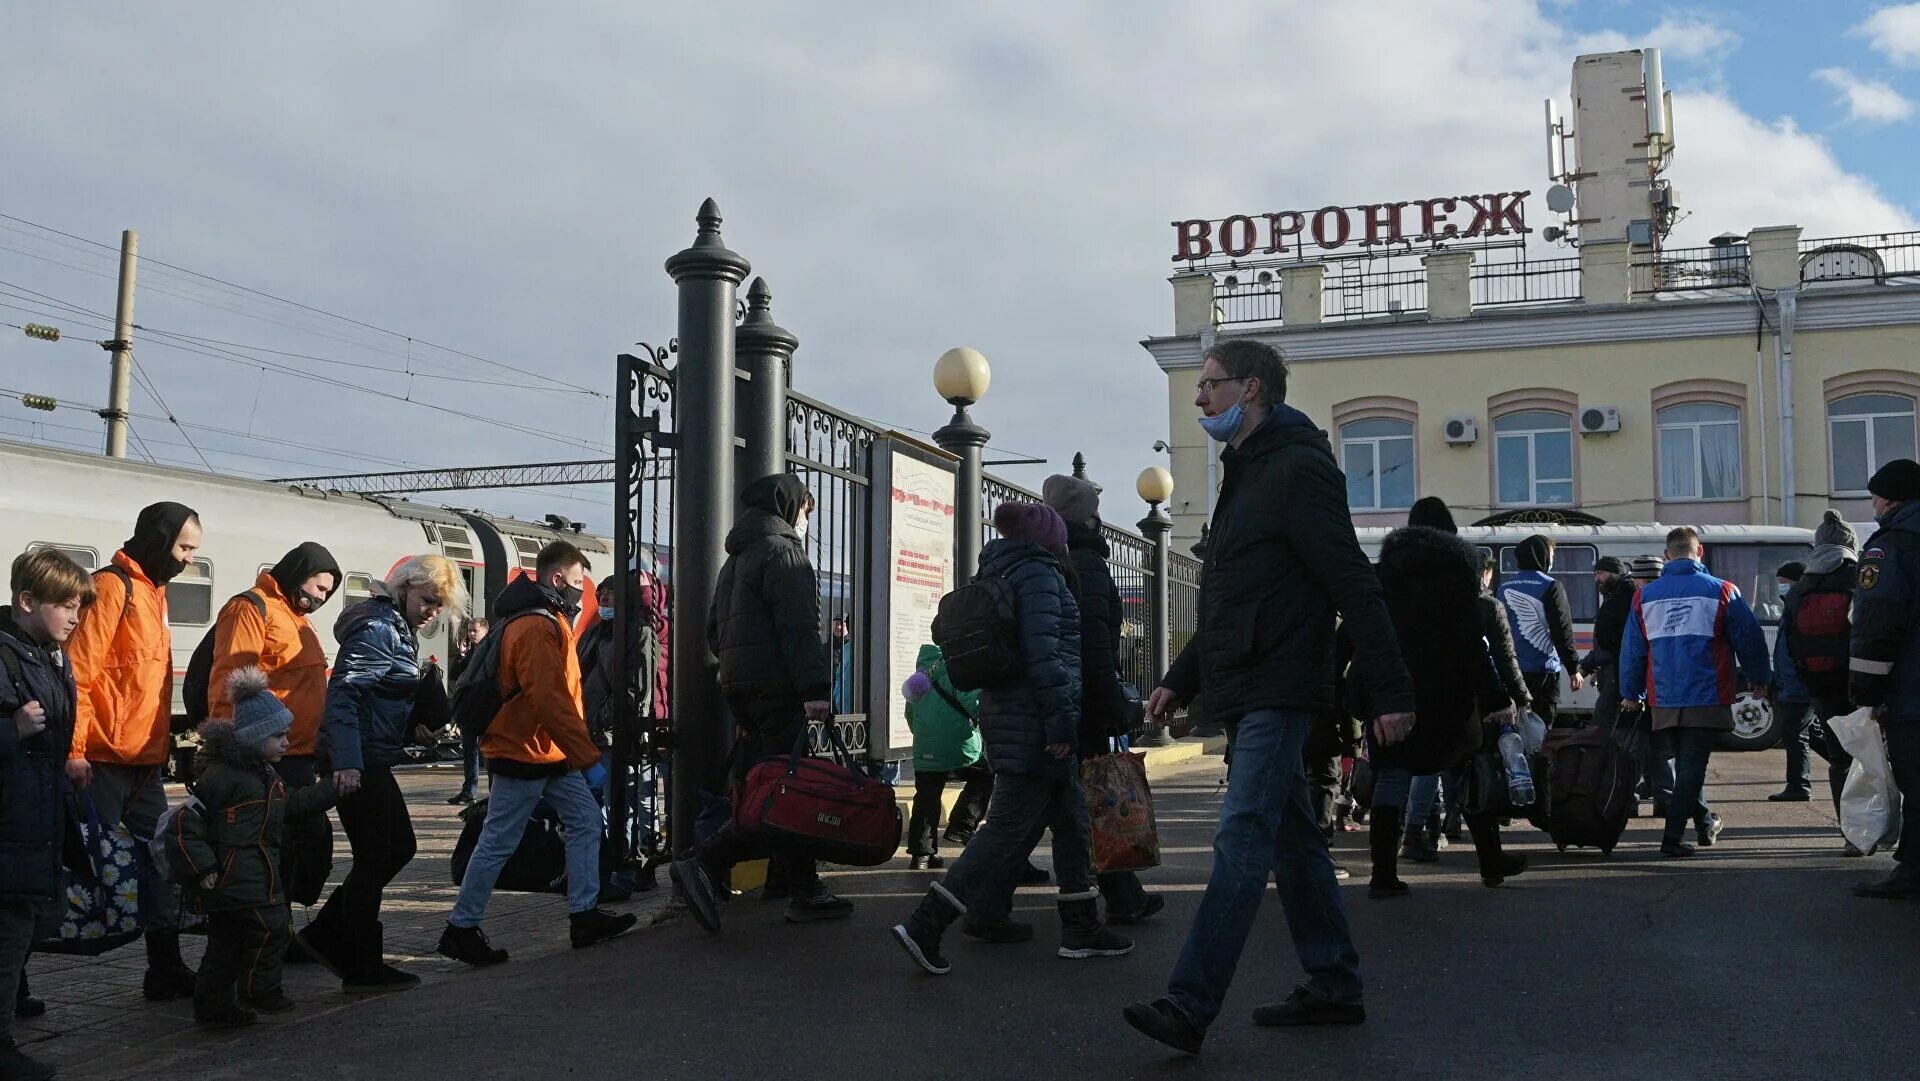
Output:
[1331, 863, 1353, 881]
[0, 1039, 57, 1081]
[1058, 926, 1133, 960]
[571, 907, 639, 949]
[1017, 863, 1051, 887]
[194, 1003, 258, 1030]
[1106, 894, 1166, 925]
[942, 829, 974, 846]
[1367, 879, 1410, 900]
[670, 858, 723, 934]
[446, 789, 474, 806]
[437, 923, 509, 967]
[142, 964, 196, 1003]
[1844, 841, 1869, 857]
[1481, 853, 1528, 888]
[786, 891, 854, 924]
[1852, 869, 1920, 900]
[1661, 840, 1696, 858]
[961, 916, 1035, 943]
[1122, 998, 1204, 1055]
[1253, 985, 1367, 1027]
[243, 989, 297, 1014]
[1767, 789, 1812, 802]
[909, 855, 945, 871]
[890, 922, 951, 975]
[1697, 815, 1725, 848]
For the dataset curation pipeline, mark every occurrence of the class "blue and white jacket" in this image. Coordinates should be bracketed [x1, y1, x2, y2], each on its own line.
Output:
[1619, 559, 1771, 708]
[1497, 571, 1578, 676]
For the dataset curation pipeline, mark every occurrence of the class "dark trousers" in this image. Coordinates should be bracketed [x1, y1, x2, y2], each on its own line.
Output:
[908, 764, 992, 856]
[1304, 752, 1342, 839]
[459, 730, 482, 795]
[1524, 671, 1564, 728]
[271, 755, 330, 907]
[1592, 664, 1623, 730]
[1662, 727, 1719, 844]
[1777, 699, 1816, 794]
[942, 769, 1096, 923]
[195, 905, 291, 1016]
[310, 765, 415, 941]
[1810, 699, 1856, 821]
[1885, 722, 1920, 866]
[700, 708, 821, 895]
[0, 900, 57, 1043]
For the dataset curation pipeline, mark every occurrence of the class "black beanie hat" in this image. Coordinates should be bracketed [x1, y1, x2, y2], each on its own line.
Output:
[1868, 458, 1920, 502]
[1596, 556, 1629, 577]
[1406, 496, 1457, 534]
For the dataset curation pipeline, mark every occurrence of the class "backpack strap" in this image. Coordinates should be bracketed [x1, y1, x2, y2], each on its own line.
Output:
[95, 564, 135, 630]
[929, 674, 976, 726]
[0, 648, 25, 706]
[490, 608, 566, 705]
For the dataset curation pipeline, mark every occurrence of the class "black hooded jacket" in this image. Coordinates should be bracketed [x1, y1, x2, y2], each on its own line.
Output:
[268, 542, 343, 611]
[123, 501, 199, 585]
[1584, 574, 1638, 674]
[1065, 521, 1127, 745]
[1162, 405, 1414, 722]
[709, 475, 829, 716]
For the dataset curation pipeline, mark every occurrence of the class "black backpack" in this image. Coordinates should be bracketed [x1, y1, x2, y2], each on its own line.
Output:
[931, 577, 1021, 692]
[181, 591, 269, 728]
[1787, 573, 1854, 700]
[449, 610, 557, 740]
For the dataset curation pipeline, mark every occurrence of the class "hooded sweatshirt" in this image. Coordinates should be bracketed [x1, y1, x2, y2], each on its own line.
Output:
[708, 474, 830, 713]
[208, 542, 342, 755]
[483, 574, 600, 776]
[1497, 536, 1579, 675]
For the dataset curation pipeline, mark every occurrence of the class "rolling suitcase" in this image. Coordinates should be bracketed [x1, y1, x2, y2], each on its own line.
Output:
[1537, 726, 1639, 854]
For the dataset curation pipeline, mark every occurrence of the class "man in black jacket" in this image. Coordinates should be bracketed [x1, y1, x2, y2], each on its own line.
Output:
[1124, 339, 1416, 1056]
[1498, 536, 1582, 728]
[1581, 557, 1636, 730]
[675, 474, 849, 931]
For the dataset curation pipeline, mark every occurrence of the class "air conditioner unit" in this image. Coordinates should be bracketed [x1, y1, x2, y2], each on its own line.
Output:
[1443, 416, 1479, 446]
[1580, 406, 1621, 435]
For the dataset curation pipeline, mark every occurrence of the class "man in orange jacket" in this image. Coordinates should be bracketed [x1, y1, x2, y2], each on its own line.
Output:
[207, 542, 341, 909]
[437, 541, 636, 965]
[64, 501, 202, 1001]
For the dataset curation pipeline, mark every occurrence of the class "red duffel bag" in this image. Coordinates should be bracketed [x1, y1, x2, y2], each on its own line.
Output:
[733, 720, 902, 867]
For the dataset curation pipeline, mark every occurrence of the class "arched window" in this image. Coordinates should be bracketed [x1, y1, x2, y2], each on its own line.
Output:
[1657, 402, 1742, 500]
[1830, 392, 1917, 495]
[1339, 417, 1415, 511]
[1494, 409, 1573, 506]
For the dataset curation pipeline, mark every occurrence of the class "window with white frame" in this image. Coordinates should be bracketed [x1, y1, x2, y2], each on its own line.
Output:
[1657, 402, 1742, 500]
[1340, 418, 1415, 511]
[1494, 409, 1573, 506]
[1830, 393, 1917, 494]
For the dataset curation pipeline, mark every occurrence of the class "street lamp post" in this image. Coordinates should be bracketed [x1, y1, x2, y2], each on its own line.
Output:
[1134, 465, 1175, 747]
[931, 347, 992, 587]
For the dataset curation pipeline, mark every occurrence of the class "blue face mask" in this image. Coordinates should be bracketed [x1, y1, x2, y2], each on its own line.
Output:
[1199, 400, 1245, 443]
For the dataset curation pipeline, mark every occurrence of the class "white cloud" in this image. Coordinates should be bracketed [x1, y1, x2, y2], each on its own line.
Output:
[1813, 66, 1916, 123]
[1855, 3, 1920, 66]
[1648, 15, 1740, 62]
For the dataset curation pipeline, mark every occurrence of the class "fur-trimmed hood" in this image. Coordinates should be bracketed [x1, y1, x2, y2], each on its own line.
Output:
[1379, 524, 1482, 591]
[194, 720, 270, 773]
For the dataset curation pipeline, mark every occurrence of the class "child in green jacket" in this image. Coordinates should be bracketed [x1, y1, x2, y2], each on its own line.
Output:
[170, 667, 335, 1028]
[902, 644, 991, 869]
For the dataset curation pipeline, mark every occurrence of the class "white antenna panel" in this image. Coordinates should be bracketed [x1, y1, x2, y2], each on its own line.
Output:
[1543, 98, 1565, 179]
[1644, 48, 1667, 136]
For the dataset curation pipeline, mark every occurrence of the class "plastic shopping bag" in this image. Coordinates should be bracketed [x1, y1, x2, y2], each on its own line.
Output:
[1828, 707, 1904, 854]
[1519, 711, 1548, 755]
[1082, 751, 1160, 874]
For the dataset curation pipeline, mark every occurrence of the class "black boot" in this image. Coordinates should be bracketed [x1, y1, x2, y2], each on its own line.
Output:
[142, 930, 197, 1001]
[1057, 895, 1133, 959]
[14, 970, 44, 1018]
[0, 1036, 57, 1080]
[1400, 824, 1439, 864]
[1852, 863, 1920, 899]
[890, 882, 965, 975]
[437, 922, 509, 967]
[570, 907, 638, 949]
[1368, 807, 1409, 899]
[344, 922, 420, 992]
[1467, 811, 1527, 887]
[294, 915, 354, 982]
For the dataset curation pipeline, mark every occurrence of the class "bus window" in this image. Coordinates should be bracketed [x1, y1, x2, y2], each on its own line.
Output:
[1498, 544, 1598, 621]
[1702, 543, 1812, 625]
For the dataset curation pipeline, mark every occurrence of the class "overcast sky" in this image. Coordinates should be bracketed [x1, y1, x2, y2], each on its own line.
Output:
[2, 1, 1914, 536]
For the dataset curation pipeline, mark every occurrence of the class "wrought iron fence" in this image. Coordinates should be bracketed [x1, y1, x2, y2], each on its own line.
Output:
[1472, 254, 1581, 307]
[1799, 230, 1920, 281]
[1633, 245, 1749, 295]
[785, 389, 878, 754]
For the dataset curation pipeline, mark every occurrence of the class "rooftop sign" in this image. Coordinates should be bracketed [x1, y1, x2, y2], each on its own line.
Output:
[1172, 192, 1532, 262]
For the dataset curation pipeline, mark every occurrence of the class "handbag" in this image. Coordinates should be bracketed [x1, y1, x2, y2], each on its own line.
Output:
[1081, 749, 1160, 874]
[37, 795, 143, 956]
[733, 720, 901, 867]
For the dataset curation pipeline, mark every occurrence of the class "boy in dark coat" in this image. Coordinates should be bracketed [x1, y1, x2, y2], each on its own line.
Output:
[0, 549, 93, 1081]
[173, 668, 336, 1028]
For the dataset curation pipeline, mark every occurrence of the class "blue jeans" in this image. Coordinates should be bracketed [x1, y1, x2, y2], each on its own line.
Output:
[1663, 727, 1718, 844]
[451, 771, 602, 925]
[1168, 708, 1362, 1029]
[941, 769, 1095, 918]
[1777, 698, 1815, 794]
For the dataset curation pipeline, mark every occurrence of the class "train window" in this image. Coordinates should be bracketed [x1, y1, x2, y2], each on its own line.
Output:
[342, 573, 375, 605]
[28, 544, 97, 572]
[439, 526, 476, 561]
[1498, 544, 1598, 621]
[513, 536, 542, 571]
[459, 566, 479, 614]
[1703, 543, 1812, 625]
[167, 559, 215, 626]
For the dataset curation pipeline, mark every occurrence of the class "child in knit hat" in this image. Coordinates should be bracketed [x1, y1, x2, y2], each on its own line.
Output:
[169, 667, 335, 1028]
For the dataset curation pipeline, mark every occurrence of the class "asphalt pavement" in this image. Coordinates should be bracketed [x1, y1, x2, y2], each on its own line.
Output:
[142, 747, 1915, 1081]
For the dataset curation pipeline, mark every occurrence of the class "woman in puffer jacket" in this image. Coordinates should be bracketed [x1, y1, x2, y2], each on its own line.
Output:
[892, 503, 1131, 976]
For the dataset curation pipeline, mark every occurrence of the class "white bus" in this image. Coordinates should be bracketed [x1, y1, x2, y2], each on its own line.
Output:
[1356, 523, 1823, 751]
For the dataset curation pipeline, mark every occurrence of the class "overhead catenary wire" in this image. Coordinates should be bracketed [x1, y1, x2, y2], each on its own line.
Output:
[128, 352, 215, 472]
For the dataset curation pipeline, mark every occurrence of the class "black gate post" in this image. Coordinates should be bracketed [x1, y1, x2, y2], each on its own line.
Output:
[664, 199, 750, 857]
[1134, 467, 1175, 747]
[735, 276, 796, 485]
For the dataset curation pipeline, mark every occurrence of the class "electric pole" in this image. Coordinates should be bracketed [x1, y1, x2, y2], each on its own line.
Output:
[103, 229, 137, 458]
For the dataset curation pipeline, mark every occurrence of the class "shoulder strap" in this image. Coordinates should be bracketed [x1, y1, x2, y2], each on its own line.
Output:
[0, 648, 25, 702]
[243, 589, 268, 617]
[930, 677, 975, 724]
[490, 609, 564, 702]
[96, 564, 135, 628]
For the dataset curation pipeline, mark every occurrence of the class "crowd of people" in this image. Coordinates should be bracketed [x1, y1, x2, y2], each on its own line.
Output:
[0, 507, 645, 1079]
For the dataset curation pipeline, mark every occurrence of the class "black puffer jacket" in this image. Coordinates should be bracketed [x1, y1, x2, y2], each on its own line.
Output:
[1361, 526, 1510, 775]
[1583, 575, 1638, 674]
[709, 475, 829, 716]
[1163, 405, 1414, 723]
[1066, 522, 1127, 746]
[0, 607, 76, 904]
[976, 539, 1082, 776]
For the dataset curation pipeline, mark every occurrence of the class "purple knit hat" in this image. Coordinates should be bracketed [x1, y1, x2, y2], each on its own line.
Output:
[994, 501, 1068, 554]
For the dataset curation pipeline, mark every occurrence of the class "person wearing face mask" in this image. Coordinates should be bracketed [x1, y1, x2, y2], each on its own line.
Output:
[64, 500, 203, 1002]
[675, 474, 854, 932]
[301, 554, 464, 993]
[1849, 459, 1920, 898]
[438, 541, 635, 964]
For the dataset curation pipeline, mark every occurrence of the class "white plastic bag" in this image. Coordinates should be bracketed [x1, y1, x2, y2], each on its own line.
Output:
[149, 795, 204, 885]
[1519, 711, 1548, 755]
[1828, 708, 1903, 853]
